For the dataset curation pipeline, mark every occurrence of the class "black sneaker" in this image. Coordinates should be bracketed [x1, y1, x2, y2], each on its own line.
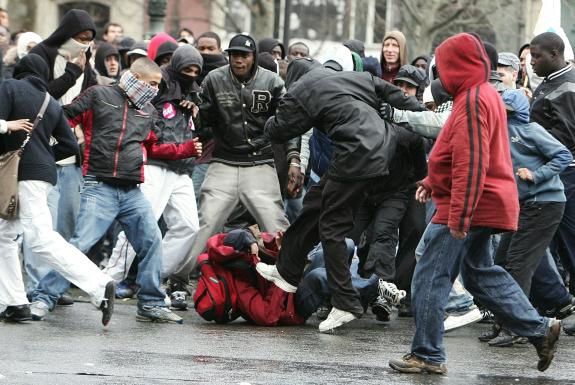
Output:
[57, 294, 74, 306]
[532, 319, 561, 372]
[170, 291, 188, 311]
[488, 328, 523, 347]
[0, 305, 32, 322]
[372, 296, 392, 322]
[479, 323, 502, 342]
[478, 308, 494, 323]
[316, 305, 332, 321]
[398, 301, 413, 317]
[100, 281, 116, 326]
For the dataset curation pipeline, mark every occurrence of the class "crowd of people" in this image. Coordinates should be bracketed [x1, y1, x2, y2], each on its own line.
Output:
[1, 6, 574, 375]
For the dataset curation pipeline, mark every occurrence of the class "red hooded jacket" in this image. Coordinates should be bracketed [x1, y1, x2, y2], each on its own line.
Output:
[423, 33, 519, 232]
[198, 233, 304, 326]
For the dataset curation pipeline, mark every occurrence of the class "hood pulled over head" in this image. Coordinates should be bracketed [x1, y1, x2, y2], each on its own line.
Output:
[42, 9, 96, 47]
[13, 53, 50, 86]
[285, 57, 322, 89]
[501, 89, 530, 124]
[434, 33, 490, 96]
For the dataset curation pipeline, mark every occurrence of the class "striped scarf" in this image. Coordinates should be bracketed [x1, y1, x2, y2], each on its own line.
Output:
[119, 70, 158, 109]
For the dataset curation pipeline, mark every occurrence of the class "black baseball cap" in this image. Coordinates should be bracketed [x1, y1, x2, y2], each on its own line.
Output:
[225, 33, 256, 53]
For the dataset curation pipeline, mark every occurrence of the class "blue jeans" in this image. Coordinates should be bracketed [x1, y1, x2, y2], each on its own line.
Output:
[32, 178, 166, 309]
[24, 164, 82, 294]
[295, 239, 379, 319]
[411, 223, 549, 364]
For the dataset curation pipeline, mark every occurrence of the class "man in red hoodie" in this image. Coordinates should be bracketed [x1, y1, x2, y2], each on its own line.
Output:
[388, 33, 561, 375]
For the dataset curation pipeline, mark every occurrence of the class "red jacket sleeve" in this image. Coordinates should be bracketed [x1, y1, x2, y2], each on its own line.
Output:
[448, 91, 490, 232]
[143, 130, 199, 160]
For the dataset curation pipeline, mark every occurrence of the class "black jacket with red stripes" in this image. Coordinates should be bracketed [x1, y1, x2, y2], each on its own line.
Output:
[63, 84, 200, 184]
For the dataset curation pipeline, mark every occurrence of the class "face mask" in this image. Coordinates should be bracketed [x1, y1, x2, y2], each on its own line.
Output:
[175, 72, 196, 91]
[58, 37, 90, 59]
[119, 70, 158, 109]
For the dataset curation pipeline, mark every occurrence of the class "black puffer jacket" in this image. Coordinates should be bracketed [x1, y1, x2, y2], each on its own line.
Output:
[0, 54, 78, 184]
[265, 58, 426, 181]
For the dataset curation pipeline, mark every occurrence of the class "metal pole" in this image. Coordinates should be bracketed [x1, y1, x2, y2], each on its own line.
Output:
[147, 0, 167, 38]
[283, 0, 292, 49]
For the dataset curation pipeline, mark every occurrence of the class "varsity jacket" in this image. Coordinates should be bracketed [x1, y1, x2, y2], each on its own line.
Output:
[199, 63, 289, 166]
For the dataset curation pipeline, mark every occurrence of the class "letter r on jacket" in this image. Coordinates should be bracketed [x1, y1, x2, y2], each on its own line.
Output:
[251, 90, 272, 113]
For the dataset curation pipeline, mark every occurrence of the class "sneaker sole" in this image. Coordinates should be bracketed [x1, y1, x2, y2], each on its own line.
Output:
[444, 309, 484, 333]
[318, 315, 356, 333]
[170, 304, 189, 311]
[101, 281, 116, 327]
[135, 315, 183, 324]
[256, 264, 297, 293]
[389, 361, 446, 375]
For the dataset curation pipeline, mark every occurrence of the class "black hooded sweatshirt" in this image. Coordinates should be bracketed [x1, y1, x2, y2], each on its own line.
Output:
[0, 54, 79, 184]
[258, 38, 285, 59]
[29, 9, 97, 100]
[265, 58, 425, 181]
[94, 42, 120, 79]
[148, 45, 203, 174]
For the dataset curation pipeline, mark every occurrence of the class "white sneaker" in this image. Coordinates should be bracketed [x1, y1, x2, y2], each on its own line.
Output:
[255, 263, 297, 293]
[378, 279, 406, 306]
[30, 301, 49, 321]
[318, 307, 357, 333]
[444, 307, 483, 332]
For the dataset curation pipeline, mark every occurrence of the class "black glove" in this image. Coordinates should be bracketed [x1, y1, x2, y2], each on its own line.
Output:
[379, 102, 394, 121]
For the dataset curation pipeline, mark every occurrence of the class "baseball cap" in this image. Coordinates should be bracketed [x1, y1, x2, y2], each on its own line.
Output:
[394, 64, 427, 87]
[498, 52, 520, 72]
[225, 33, 256, 53]
[127, 41, 148, 57]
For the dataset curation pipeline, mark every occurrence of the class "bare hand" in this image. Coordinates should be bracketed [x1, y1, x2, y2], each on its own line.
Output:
[450, 229, 467, 239]
[71, 50, 87, 71]
[7, 119, 34, 133]
[287, 165, 304, 198]
[520, 87, 533, 100]
[516, 167, 534, 182]
[179, 100, 199, 118]
[192, 137, 202, 156]
[415, 185, 431, 203]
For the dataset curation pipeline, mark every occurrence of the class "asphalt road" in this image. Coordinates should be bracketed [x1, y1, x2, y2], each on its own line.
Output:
[1, 297, 574, 385]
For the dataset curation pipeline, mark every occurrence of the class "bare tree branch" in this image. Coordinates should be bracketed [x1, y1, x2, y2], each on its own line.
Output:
[402, 0, 423, 26]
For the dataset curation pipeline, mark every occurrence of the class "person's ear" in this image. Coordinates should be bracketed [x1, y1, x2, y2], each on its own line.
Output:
[132, 71, 141, 79]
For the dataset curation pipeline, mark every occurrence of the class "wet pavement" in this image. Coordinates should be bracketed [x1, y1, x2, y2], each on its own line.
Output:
[1, 297, 574, 385]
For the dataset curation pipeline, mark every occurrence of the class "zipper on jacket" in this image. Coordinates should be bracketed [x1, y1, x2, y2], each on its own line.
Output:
[113, 101, 129, 177]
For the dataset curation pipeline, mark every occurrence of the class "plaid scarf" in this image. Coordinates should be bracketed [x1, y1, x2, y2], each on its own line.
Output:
[119, 70, 158, 110]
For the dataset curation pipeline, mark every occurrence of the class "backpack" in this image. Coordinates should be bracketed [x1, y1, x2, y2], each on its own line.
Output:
[193, 253, 239, 324]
